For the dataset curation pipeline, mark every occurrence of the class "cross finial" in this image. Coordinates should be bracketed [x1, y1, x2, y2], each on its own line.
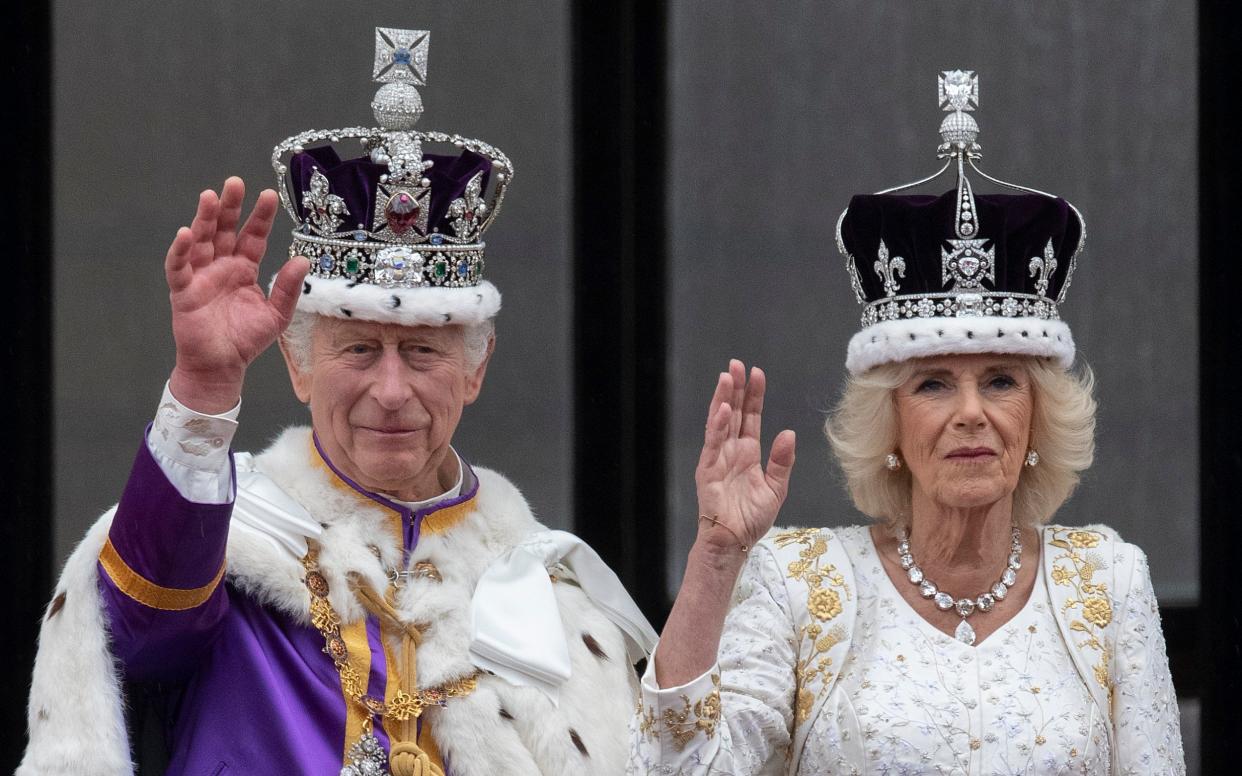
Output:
[939, 70, 978, 113]
[373, 28, 430, 85]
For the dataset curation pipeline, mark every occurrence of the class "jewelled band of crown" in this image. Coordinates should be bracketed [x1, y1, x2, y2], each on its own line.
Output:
[860, 292, 1062, 328]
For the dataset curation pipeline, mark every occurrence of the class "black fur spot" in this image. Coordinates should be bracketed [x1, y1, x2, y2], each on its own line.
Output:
[1020, 330, 1029, 337]
[582, 633, 609, 660]
[302, 281, 312, 295]
[998, 330, 1005, 337]
[569, 728, 590, 757]
[499, 707, 514, 721]
[391, 295, 402, 309]
[966, 330, 974, 339]
[476, 293, 484, 303]
[341, 308, 353, 317]
[47, 592, 66, 620]
[908, 333, 916, 341]
[443, 313, 452, 323]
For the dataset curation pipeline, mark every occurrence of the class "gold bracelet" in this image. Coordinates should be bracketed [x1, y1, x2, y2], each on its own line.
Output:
[698, 514, 749, 554]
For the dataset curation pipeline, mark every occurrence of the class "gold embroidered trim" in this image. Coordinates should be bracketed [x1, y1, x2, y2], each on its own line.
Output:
[99, 537, 225, 611]
[302, 546, 479, 723]
[637, 673, 721, 751]
[773, 528, 851, 725]
[1047, 526, 1114, 701]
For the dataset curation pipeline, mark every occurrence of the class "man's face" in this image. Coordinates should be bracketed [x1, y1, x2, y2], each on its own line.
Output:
[282, 318, 491, 500]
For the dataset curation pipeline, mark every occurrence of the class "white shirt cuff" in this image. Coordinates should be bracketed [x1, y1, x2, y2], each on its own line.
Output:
[146, 381, 240, 504]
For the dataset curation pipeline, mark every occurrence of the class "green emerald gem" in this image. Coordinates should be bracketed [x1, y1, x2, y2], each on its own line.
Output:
[345, 255, 360, 275]
[433, 260, 448, 279]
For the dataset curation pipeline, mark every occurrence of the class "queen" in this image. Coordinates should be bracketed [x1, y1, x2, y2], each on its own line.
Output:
[627, 72, 1184, 774]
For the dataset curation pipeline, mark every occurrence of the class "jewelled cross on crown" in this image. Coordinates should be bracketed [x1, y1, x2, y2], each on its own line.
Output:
[937, 70, 994, 299]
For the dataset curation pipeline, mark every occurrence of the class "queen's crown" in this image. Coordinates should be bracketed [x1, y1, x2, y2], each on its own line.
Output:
[272, 28, 512, 291]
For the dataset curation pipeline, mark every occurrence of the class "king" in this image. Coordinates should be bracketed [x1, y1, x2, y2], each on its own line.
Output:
[20, 28, 654, 776]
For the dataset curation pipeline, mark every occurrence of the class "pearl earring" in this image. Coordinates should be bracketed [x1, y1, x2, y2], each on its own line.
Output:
[885, 453, 902, 471]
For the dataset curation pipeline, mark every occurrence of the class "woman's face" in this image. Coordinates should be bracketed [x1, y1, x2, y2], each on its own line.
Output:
[894, 354, 1033, 512]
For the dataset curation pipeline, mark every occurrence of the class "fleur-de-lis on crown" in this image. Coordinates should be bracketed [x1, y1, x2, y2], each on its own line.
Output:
[874, 239, 906, 298]
[302, 169, 349, 235]
[447, 171, 488, 239]
[1029, 239, 1057, 298]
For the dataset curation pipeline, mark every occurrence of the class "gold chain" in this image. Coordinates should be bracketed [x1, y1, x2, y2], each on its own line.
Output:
[302, 546, 479, 723]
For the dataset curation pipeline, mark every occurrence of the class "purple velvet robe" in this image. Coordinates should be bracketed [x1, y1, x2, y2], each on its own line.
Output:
[98, 435, 475, 775]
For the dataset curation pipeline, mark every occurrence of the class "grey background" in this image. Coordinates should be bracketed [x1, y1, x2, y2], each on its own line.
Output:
[666, 2, 1199, 604]
[53, 0, 573, 562]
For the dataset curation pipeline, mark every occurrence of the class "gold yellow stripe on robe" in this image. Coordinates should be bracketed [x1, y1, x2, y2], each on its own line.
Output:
[339, 616, 374, 762]
[98, 537, 225, 611]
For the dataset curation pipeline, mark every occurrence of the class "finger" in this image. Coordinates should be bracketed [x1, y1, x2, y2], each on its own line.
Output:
[212, 177, 245, 258]
[739, 366, 766, 440]
[764, 429, 797, 502]
[235, 189, 280, 265]
[728, 359, 746, 437]
[164, 226, 195, 292]
[187, 190, 221, 269]
[705, 371, 731, 427]
[698, 401, 732, 470]
[268, 256, 310, 326]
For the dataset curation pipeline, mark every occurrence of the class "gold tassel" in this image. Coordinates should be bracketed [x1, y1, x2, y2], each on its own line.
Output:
[349, 575, 443, 776]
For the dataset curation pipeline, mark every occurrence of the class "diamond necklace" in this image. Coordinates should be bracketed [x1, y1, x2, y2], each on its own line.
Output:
[895, 525, 1022, 645]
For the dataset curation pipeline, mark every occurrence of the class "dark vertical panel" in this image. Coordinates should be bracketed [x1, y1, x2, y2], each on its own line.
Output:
[1199, 0, 1242, 762]
[572, 1, 670, 623]
[2, 0, 52, 766]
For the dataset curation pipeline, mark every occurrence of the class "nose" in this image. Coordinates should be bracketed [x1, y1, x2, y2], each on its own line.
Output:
[952, 382, 987, 431]
[369, 347, 413, 410]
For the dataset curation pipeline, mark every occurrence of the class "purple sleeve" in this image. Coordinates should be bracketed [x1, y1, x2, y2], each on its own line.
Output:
[97, 433, 233, 681]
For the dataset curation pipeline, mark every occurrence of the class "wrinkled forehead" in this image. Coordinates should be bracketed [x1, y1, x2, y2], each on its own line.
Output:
[903, 353, 1035, 378]
[315, 315, 465, 347]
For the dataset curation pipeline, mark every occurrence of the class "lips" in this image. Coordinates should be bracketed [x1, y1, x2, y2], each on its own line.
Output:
[946, 446, 996, 459]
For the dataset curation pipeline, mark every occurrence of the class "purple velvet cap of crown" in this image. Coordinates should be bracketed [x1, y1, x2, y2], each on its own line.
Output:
[289, 145, 492, 234]
[841, 190, 1082, 304]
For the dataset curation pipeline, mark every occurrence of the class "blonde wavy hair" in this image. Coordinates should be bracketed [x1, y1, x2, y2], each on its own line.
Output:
[824, 356, 1096, 528]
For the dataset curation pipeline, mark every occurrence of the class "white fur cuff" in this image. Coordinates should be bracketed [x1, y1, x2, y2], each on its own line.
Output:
[845, 316, 1075, 375]
[291, 276, 501, 327]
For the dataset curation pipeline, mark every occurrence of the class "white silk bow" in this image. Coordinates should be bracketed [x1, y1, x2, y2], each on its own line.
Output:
[469, 529, 658, 702]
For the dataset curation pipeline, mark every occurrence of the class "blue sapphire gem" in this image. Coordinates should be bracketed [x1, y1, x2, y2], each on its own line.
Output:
[456, 261, 470, 278]
[353, 229, 367, 242]
[319, 254, 334, 271]
[429, 233, 445, 245]
[392, 47, 412, 66]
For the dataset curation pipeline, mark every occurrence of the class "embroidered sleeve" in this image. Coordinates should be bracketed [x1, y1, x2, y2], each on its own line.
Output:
[148, 380, 240, 504]
[628, 545, 795, 775]
[1111, 545, 1186, 774]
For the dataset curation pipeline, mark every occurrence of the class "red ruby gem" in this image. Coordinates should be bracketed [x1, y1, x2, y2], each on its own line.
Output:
[385, 192, 420, 236]
[464, 210, 474, 221]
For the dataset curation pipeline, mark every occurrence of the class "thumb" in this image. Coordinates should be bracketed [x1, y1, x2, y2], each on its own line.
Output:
[765, 429, 797, 501]
[268, 256, 310, 326]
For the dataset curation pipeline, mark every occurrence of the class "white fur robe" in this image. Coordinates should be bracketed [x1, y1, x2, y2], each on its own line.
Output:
[21, 427, 639, 775]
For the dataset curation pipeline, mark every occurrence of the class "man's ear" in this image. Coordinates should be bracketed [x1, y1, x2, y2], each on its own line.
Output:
[463, 334, 495, 406]
[278, 336, 313, 404]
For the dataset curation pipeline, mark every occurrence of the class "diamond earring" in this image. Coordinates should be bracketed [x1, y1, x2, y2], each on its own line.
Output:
[1025, 450, 1040, 467]
[886, 453, 902, 471]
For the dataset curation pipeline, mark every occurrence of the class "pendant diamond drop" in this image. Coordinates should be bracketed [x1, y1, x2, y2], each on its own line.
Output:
[954, 618, 976, 645]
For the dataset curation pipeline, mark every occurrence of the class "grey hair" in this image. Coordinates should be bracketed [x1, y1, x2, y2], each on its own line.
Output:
[281, 310, 495, 372]
[824, 356, 1096, 528]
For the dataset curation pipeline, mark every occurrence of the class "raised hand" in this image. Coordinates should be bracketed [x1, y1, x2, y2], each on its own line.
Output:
[165, 177, 309, 413]
[695, 359, 797, 554]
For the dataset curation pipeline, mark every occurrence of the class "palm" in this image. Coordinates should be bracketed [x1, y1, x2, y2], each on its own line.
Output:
[695, 361, 796, 549]
[165, 178, 307, 382]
